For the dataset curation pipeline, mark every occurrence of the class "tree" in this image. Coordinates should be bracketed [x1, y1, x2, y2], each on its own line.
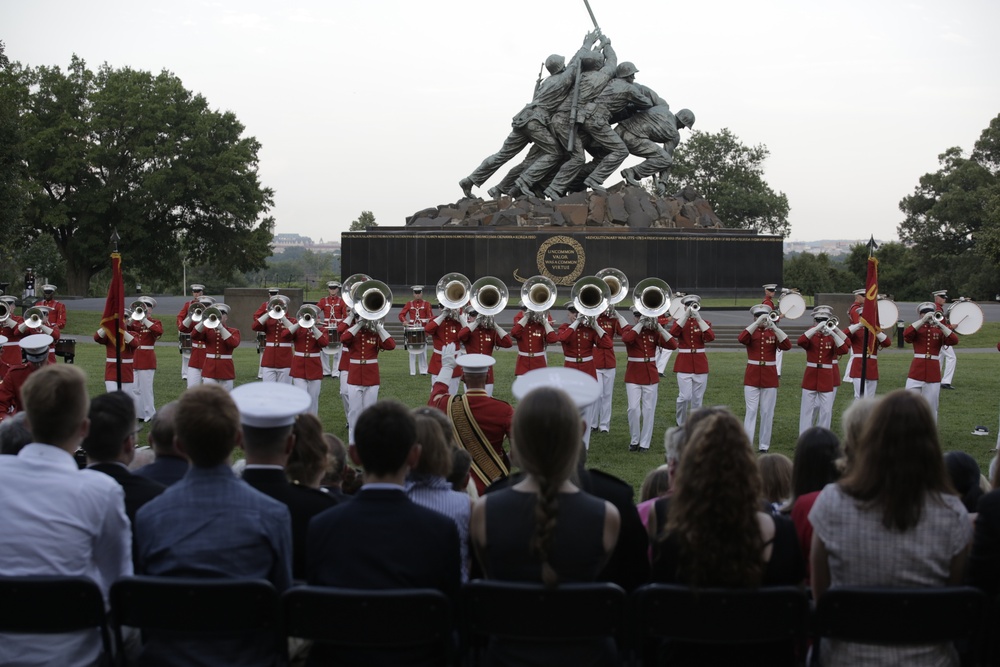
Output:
[12, 55, 274, 295]
[0, 41, 30, 286]
[661, 128, 791, 236]
[349, 210, 376, 231]
[782, 252, 853, 297]
[898, 114, 1000, 299]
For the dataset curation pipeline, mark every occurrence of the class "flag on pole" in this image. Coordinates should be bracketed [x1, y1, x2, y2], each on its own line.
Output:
[859, 255, 880, 353]
[100, 252, 126, 351]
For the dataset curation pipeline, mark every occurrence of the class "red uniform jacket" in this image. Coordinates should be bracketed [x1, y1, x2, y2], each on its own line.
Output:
[510, 312, 558, 376]
[337, 321, 352, 374]
[458, 324, 512, 384]
[317, 295, 347, 344]
[35, 298, 67, 330]
[0, 362, 44, 421]
[0, 316, 25, 377]
[557, 321, 613, 379]
[739, 327, 793, 388]
[670, 318, 715, 374]
[251, 303, 294, 369]
[622, 323, 676, 385]
[127, 318, 163, 371]
[399, 299, 433, 325]
[846, 326, 891, 379]
[282, 325, 329, 381]
[94, 331, 139, 383]
[594, 313, 622, 370]
[193, 326, 240, 381]
[179, 319, 206, 370]
[762, 295, 776, 310]
[176, 299, 199, 329]
[903, 322, 958, 382]
[425, 317, 464, 380]
[341, 327, 396, 386]
[797, 332, 850, 392]
[847, 303, 863, 325]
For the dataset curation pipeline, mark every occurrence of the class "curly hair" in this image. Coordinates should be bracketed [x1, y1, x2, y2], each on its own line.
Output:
[286, 413, 330, 488]
[664, 408, 764, 588]
[511, 387, 581, 587]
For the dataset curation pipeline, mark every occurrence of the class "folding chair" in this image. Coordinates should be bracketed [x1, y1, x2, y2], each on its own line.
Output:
[461, 580, 627, 666]
[281, 586, 454, 665]
[0, 575, 112, 663]
[632, 583, 810, 667]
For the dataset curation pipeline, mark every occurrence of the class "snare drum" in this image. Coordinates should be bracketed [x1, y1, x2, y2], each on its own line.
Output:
[404, 326, 427, 349]
[178, 332, 193, 354]
[54, 337, 76, 364]
[256, 331, 266, 354]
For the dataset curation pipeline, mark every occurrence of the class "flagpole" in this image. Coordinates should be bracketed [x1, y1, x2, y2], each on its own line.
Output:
[858, 236, 877, 397]
[112, 230, 123, 391]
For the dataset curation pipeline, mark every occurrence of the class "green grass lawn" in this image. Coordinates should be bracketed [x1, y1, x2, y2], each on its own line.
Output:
[63, 338, 1000, 494]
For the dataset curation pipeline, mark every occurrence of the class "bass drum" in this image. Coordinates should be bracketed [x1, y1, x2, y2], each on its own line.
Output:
[946, 300, 984, 335]
[778, 292, 806, 320]
[877, 299, 899, 328]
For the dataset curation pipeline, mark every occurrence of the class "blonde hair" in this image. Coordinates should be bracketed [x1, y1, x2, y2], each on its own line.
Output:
[21, 365, 89, 446]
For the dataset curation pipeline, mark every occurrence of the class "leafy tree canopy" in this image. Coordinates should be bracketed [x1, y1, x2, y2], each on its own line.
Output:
[349, 210, 376, 231]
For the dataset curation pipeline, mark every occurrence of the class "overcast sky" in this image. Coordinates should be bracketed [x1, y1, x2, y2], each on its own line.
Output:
[5, 0, 1000, 244]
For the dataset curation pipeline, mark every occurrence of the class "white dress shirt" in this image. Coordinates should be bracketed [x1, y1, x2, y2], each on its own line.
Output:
[0, 443, 132, 667]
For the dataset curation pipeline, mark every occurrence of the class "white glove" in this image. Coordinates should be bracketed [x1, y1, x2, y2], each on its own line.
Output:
[542, 319, 554, 334]
[675, 314, 689, 328]
[348, 322, 362, 336]
[935, 321, 953, 336]
[911, 315, 929, 330]
[569, 318, 580, 330]
[96, 327, 106, 338]
[376, 323, 390, 341]
[434, 312, 447, 325]
[257, 313, 269, 325]
[831, 329, 847, 345]
[876, 331, 888, 342]
[143, 317, 154, 328]
[312, 325, 324, 338]
[616, 312, 628, 328]
[467, 317, 479, 332]
[633, 319, 645, 333]
[773, 326, 788, 343]
[286, 321, 300, 334]
[343, 310, 356, 325]
[656, 324, 670, 340]
[40, 324, 53, 336]
[195, 322, 205, 333]
[440, 342, 458, 372]
[804, 324, 822, 339]
[494, 324, 508, 339]
[848, 322, 862, 334]
[123, 331, 135, 344]
[698, 318, 710, 333]
[280, 316, 292, 328]
[591, 320, 605, 336]
[183, 315, 194, 327]
[219, 327, 231, 340]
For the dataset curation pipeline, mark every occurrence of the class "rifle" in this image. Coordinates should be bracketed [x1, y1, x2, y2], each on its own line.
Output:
[534, 62, 544, 95]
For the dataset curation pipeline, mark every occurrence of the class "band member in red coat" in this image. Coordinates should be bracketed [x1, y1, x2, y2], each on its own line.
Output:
[317, 280, 347, 378]
[594, 309, 627, 433]
[281, 306, 329, 416]
[95, 323, 138, 395]
[399, 285, 433, 376]
[179, 295, 213, 388]
[458, 308, 512, 397]
[425, 305, 465, 394]
[127, 296, 163, 422]
[904, 301, 959, 421]
[429, 346, 513, 495]
[622, 308, 676, 452]
[0, 334, 53, 422]
[739, 304, 792, 452]
[670, 294, 715, 426]
[841, 288, 866, 382]
[933, 289, 958, 389]
[341, 314, 396, 445]
[557, 303, 613, 448]
[0, 296, 24, 379]
[845, 314, 891, 400]
[35, 285, 67, 331]
[653, 312, 674, 376]
[252, 292, 294, 384]
[798, 306, 850, 434]
[192, 304, 240, 391]
[176, 284, 205, 381]
[510, 307, 558, 378]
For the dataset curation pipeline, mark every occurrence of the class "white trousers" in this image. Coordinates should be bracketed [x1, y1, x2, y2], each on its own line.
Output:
[906, 378, 941, 421]
[655, 347, 672, 375]
[321, 347, 342, 377]
[596, 367, 616, 431]
[181, 352, 190, 380]
[347, 383, 380, 445]
[261, 367, 292, 384]
[676, 372, 708, 426]
[744, 386, 777, 450]
[186, 367, 202, 389]
[105, 380, 135, 399]
[775, 349, 784, 377]
[799, 389, 834, 433]
[842, 354, 856, 381]
[626, 383, 658, 450]
[292, 377, 322, 415]
[851, 377, 878, 400]
[133, 369, 156, 421]
[939, 345, 956, 385]
[202, 377, 233, 392]
[408, 347, 428, 375]
[340, 374, 350, 423]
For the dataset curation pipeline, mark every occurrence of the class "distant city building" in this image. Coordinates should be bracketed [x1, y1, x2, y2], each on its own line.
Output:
[271, 233, 340, 255]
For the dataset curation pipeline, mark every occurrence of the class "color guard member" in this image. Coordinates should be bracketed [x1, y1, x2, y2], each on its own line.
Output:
[622, 307, 676, 452]
[95, 322, 138, 396]
[904, 301, 958, 420]
[842, 288, 865, 382]
[670, 294, 715, 426]
[399, 285, 433, 376]
[798, 306, 850, 433]
[845, 310, 890, 399]
[739, 304, 792, 452]
[193, 304, 240, 391]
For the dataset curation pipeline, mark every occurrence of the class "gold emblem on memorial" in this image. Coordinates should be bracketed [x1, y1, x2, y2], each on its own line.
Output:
[535, 235, 585, 286]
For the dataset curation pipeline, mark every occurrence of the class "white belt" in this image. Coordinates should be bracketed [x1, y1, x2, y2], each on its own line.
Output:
[265, 342, 293, 348]
[139, 345, 156, 350]
[627, 356, 654, 363]
[208, 354, 233, 360]
[350, 358, 378, 364]
[806, 362, 833, 369]
[293, 351, 315, 357]
[914, 353, 940, 360]
[106, 358, 133, 363]
[564, 355, 593, 363]
[747, 360, 777, 366]
[676, 349, 705, 353]
[193, 342, 206, 349]
[518, 351, 545, 357]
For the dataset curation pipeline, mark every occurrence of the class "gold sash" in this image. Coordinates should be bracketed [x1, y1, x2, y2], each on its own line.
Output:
[448, 393, 508, 488]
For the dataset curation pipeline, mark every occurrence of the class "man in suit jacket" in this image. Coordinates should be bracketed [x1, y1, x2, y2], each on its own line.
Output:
[306, 399, 461, 667]
[231, 382, 338, 580]
[133, 401, 189, 486]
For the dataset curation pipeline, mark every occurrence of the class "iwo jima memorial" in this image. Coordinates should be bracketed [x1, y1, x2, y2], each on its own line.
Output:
[342, 7, 782, 297]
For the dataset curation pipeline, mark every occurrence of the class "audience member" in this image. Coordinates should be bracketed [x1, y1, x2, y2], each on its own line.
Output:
[319, 432, 349, 498]
[134, 384, 292, 667]
[232, 382, 337, 581]
[0, 365, 132, 667]
[839, 395, 880, 474]
[306, 400, 461, 667]
[810, 390, 970, 667]
[133, 401, 189, 486]
[787, 427, 842, 577]
[449, 446, 474, 495]
[129, 444, 156, 470]
[0, 411, 32, 455]
[758, 452, 793, 511]
[286, 412, 332, 488]
[471, 377, 621, 666]
[970, 461, 1000, 599]
[637, 426, 687, 530]
[944, 451, 984, 515]
[408, 406, 474, 580]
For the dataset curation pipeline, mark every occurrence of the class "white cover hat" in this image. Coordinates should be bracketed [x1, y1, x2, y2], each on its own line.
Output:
[512, 367, 600, 409]
[231, 382, 311, 428]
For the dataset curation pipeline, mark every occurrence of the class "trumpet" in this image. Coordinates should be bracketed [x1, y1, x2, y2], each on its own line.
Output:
[768, 311, 781, 323]
[23, 307, 45, 329]
[821, 316, 840, 335]
[297, 304, 321, 329]
[202, 306, 223, 329]
[632, 277, 672, 318]
[436, 272, 471, 314]
[130, 300, 147, 321]
[931, 311, 945, 323]
[520, 275, 556, 321]
[571, 276, 611, 326]
[596, 267, 628, 315]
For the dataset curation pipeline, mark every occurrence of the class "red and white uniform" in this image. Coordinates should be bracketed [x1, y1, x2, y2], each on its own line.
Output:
[797, 329, 850, 433]
[622, 320, 676, 450]
[593, 313, 623, 433]
[739, 323, 792, 451]
[0, 362, 45, 422]
[252, 303, 294, 383]
[176, 298, 200, 381]
[282, 323, 329, 415]
[935, 301, 958, 387]
[0, 314, 25, 379]
[670, 315, 715, 425]
[845, 324, 891, 399]
[35, 298, 67, 330]
[510, 311, 557, 376]
[193, 325, 240, 388]
[904, 318, 958, 420]
[94, 330, 139, 390]
[557, 318, 612, 448]
[458, 322, 512, 394]
[127, 316, 163, 421]
[179, 317, 206, 388]
[426, 314, 464, 390]
[400, 299, 433, 376]
[337, 320, 352, 423]
[841, 302, 865, 381]
[654, 314, 674, 375]
[317, 293, 347, 377]
[341, 324, 396, 444]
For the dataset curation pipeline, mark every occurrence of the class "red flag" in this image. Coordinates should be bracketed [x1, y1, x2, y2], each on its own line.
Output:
[859, 256, 880, 353]
[100, 252, 126, 350]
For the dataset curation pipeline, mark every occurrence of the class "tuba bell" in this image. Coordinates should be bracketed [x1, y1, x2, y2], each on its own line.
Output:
[341, 273, 372, 312]
[130, 300, 147, 321]
[520, 275, 557, 318]
[0, 301, 9, 322]
[436, 272, 471, 311]
[355, 280, 393, 324]
[23, 307, 45, 329]
[596, 268, 629, 314]
[297, 304, 321, 329]
[631, 277, 672, 318]
[470, 276, 508, 319]
[202, 307, 223, 329]
[571, 276, 611, 320]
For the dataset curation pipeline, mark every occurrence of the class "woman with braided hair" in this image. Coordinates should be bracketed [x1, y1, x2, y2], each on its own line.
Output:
[470, 385, 620, 665]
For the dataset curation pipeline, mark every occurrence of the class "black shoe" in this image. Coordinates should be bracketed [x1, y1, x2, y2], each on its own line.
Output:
[637, 447, 650, 453]
[942, 384, 954, 390]
[628, 444, 639, 452]
[758, 447, 769, 453]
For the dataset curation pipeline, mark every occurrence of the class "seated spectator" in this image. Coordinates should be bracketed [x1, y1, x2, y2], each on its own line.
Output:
[407, 406, 474, 581]
[319, 433, 349, 498]
[787, 426, 842, 577]
[758, 452, 793, 512]
[0, 411, 32, 455]
[811, 390, 971, 667]
[231, 382, 337, 582]
[133, 401, 188, 486]
[0, 365, 132, 667]
[306, 400, 461, 667]
[944, 451, 984, 516]
[128, 444, 156, 470]
[636, 464, 670, 528]
[471, 374, 621, 666]
[134, 384, 292, 667]
[286, 412, 331, 489]
[637, 427, 686, 531]
[839, 395, 880, 474]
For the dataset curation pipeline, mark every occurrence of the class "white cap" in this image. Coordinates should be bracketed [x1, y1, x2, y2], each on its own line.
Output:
[917, 301, 936, 314]
[41, 284, 56, 292]
[932, 290, 948, 298]
[139, 296, 157, 309]
[411, 285, 424, 292]
[231, 382, 311, 428]
[267, 287, 280, 295]
[763, 284, 777, 291]
[456, 354, 495, 374]
[20, 333, 54, 361]
[327, 281, 341, 289]
[215, 303, 231, 316]
[190, 284, 205, 292]
[852, 288, 865, 296]
[512, 367, 600, 409]
[681, 294, 701, 306]
[750, 304, 772, 317]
